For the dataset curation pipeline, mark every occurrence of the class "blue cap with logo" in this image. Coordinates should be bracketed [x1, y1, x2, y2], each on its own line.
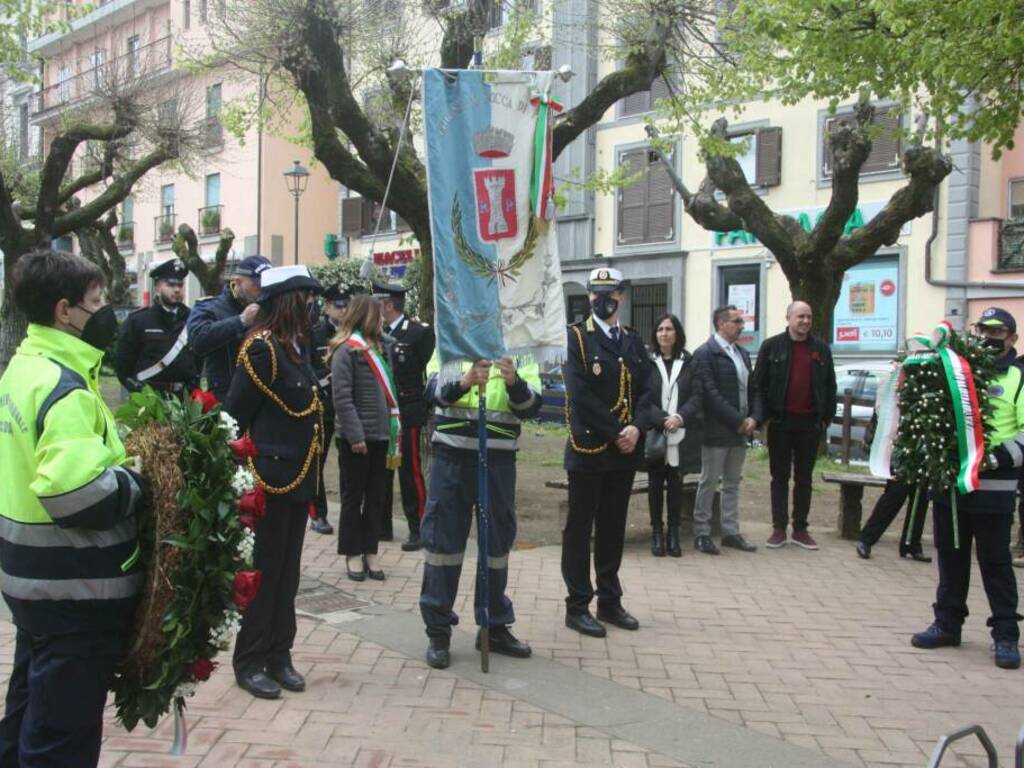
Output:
[977, 306, 1017, 335]
[231, 255, 273, 279]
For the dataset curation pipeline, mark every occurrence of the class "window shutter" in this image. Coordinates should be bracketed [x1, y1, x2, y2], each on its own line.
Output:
[617, 150, 648, 245]
[341, 197, 364, 236]
[822, 115, 841, 176]
[862, 106, 902, 174]
[646, 156, 675, 241]
[649, 75, 672, 103]
[620, 90, 650, 118]
[755, 126, 782, 187]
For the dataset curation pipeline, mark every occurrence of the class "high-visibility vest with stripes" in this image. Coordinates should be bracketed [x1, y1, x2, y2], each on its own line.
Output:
[426, 354, 542, 451]
[0, 324, 143, 635]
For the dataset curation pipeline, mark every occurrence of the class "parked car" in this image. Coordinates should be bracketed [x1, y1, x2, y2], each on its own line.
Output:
[827, 361, 892, 459]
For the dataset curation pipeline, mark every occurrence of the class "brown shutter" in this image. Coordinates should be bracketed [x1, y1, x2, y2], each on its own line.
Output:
[645, 154, 674, 241]
[341, 197, 364, 236]
[617, 150, 647, 245]
[620, 90, 650, 118]
[755, 126, 782, 187]
[863, 105, 902, 174]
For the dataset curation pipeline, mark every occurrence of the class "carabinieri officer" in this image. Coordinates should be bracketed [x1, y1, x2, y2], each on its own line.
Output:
[114, 258, 198, 395]
[561, 267, 652, 638]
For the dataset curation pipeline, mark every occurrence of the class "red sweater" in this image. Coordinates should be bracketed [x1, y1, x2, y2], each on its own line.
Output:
[784, 340, 815, 417]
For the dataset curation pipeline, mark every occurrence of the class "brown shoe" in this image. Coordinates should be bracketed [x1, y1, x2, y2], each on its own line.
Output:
[765, 528, 787, 548]
[791, 529, 819, 550]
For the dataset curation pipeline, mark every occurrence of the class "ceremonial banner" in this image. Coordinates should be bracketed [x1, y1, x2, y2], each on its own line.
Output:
[423, 68, 565, 379]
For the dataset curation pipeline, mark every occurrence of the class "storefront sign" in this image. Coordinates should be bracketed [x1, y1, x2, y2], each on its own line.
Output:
[372, 248, 419, 279]
[710, 201, 907, 249]
[832, 256, 900, 353]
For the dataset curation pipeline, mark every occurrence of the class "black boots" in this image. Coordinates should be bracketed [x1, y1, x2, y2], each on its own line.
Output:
[666, 526, 682, 557]
[651, 525, 666, 557]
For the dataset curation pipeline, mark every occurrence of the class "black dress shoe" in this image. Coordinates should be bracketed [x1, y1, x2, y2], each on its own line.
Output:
[310, 517, 334, 535]
[478, 625, 532, 658]
[721, 534, 757, 552]
[401, 531, 423, 552]
[565, 611, 607, 638]
[596, 604, 640, 631]
[236, 669, 281, 699]
[650, 526, 666, 557]
[694, 535, 720, 555]
[425, 637, 450, 669]
[367, 568, 386, 581]
[346, 558, 366, 582]
[666, 526, 682, 558]
[901, 549, 932, 563]
[856, 541, 872, 559]
[268, 664, 306, 692]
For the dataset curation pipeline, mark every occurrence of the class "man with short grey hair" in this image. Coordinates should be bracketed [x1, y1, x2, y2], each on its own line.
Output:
[690, 306, 758, 555]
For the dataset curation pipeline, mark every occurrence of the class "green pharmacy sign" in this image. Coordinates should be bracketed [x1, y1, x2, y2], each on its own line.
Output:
[710, 201, 903, 249]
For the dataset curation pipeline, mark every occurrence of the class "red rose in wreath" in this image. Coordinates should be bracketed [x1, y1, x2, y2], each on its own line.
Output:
[239, 487, 267, 530]
[228, 434, 258, 460]
[191, 657, 217, 681]
[233, 570, 262, 610]
[190, 388, 218, 413]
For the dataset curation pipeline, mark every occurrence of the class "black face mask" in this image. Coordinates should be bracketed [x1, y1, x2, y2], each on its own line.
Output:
[72, 304, 118, 351]
[591, 295, 619, 321]
[980, 336, 1007, 353]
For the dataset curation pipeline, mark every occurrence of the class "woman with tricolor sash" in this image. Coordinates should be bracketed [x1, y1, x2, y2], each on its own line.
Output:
[330, 294, 402, 582]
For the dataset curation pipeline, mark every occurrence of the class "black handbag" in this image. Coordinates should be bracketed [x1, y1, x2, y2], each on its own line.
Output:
[644, 428, 667, 465]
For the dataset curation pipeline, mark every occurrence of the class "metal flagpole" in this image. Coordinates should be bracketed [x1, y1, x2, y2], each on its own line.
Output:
[476, 381, 490, 673]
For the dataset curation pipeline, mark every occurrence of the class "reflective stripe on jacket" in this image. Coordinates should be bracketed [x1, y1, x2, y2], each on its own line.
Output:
[0, 324, 142, 634]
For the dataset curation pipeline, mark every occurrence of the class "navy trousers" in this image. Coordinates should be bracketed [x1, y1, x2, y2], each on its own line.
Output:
[419, 445, 517, 639]
[0, 630, 123, 768]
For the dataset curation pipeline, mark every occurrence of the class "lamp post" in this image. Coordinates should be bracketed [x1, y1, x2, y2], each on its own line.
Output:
[283, 160, 309, 265]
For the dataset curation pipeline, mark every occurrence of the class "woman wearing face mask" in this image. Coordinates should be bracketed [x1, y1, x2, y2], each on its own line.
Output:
[225, 265, 325, 700]
[0, 250, 147, 767]
[642, 314, 703, 557]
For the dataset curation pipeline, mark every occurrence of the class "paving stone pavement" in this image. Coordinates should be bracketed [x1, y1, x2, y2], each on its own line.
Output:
[0, 515, 1021, 767]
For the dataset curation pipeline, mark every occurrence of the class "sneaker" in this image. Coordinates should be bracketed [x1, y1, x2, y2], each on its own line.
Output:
[994, 641, 1021, 670]
[911, 623, 961, 649]
[765, 528, 788, 548]
[790, 529, 818, 550]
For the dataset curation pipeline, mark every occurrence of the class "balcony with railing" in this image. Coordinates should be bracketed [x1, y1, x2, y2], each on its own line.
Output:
[155, 212, 177, 244]
[198, 205, 223, 236]
[117, 221, 135, 249]
[203, 116, 224, 151]
[32, 34, 172, 117]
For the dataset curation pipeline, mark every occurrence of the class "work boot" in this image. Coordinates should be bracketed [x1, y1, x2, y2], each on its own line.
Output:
[911, 623, 961, 649]
[402, 530, 423, 552]
[478, 626, 532, 658]
[425, 636, 450, 669]
[666, 526, 682, 557]
[650, 525, 666, 557]
[994, 641, 1021, 670]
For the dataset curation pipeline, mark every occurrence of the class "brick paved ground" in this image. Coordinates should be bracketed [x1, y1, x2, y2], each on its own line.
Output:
[0, 516, 1020, 767]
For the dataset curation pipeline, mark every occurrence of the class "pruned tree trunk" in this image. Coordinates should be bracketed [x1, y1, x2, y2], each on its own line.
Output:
[172, 223, 235, 296]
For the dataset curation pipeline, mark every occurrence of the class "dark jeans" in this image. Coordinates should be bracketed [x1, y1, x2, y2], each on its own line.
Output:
[859, 479, 928, 551]
[647, 464, 682, 529]
[562, 469, 635, 614]
[767, 418, 821, 531]
[338, 439, 388, 557]
[234, 496, 308, 675]
[0, 630, 123, 768]
[311, 410, 334, 522]
[932, 493, 1021, 642]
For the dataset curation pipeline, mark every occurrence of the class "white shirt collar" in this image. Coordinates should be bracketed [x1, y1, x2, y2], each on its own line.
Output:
[389, 314, 405, 333]
[592, 314, 619, 338]
[713, 332, 735, 352]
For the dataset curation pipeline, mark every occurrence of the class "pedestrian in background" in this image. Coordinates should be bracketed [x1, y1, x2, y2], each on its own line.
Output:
[330, 295, 399, 582]
[643, 314, 702, 558]
[750, 301, 836, 550]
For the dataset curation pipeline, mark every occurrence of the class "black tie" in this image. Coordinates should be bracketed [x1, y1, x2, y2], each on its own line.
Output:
[610, 326, 620, 345]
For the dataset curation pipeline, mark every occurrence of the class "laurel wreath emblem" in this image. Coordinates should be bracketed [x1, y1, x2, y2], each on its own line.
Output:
[451, 194, 538, 286]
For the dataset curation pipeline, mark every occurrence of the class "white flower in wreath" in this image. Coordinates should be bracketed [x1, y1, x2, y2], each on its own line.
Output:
[219, 411, 240, 440]
[238, 530, 256, 565]
[210, 609, 242, 650]
[173, 681, 197, 699]
[231, 467, 256, 496]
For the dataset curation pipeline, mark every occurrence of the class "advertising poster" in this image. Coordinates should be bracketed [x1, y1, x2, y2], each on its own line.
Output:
[719, 263, 761, 351]
[832, 257, 899, 353]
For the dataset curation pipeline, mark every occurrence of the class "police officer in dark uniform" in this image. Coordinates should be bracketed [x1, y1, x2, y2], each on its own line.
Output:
[561, 267, 653, 638]
[375, 282, 435, 551]
[308, 285, 352, 535]
[114, 258, 198, 395]
[187, 255, 272, 401]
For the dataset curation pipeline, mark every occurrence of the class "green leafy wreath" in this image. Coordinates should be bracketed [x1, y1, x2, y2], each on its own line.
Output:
[451, 194, 538, 286]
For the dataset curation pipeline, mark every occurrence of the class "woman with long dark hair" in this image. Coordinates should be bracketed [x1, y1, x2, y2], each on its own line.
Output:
[226, 265, 324, 700]
[643, 314, 702, 557]
[329, 294, 401, 582]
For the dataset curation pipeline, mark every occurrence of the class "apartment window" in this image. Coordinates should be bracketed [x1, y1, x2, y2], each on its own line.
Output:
[57, 64, 70, 102]
[630, 283, 668, 348]
[1010, 179, 1024, 221]
[17, 103, 28, 159]
[161, 185, 175, 216]
[127, 35, 140, 77]
[183, 0, 191, 29]
[90, 48, 105, 88]
[616, 147, 675, 247]
[206, 83, 222, 117]
[123, 197, 134, 224]
[727, 126, 782, 188]
[205, 174, 221, 207]
[822, 104, 902, 178]
[486, 0, 540, 29]
[204, 83, 223, 149]
[619, 75, 672, 118]
[341, 197, 406, 237]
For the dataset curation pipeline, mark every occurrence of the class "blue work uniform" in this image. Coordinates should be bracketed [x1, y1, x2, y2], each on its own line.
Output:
[187, 287, 248, 401]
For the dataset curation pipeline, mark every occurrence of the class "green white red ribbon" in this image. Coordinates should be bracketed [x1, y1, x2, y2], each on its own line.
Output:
[344, 332, 402, 469]
[529, 90, 561, 221]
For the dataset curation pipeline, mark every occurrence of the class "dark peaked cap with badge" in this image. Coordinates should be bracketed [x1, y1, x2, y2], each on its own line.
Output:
[371, 281, 408, 301]
[587, 267, 625, 294]
[151, 258, 189, 284]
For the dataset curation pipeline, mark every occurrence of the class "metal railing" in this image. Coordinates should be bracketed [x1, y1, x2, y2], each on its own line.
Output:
[928, 724, 998, 768]
[198, 205, 223, 236]
[154, 213, 177, 244]
[32, 35, 172, 116]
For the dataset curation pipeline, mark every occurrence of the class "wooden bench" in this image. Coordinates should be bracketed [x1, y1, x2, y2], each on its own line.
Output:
[821, 472, 889, 539]
[545, 473, 722, 536]
[826, 388, 875, 463]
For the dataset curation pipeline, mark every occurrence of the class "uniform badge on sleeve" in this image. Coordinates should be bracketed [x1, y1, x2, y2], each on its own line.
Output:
[592, 361, 602, 376]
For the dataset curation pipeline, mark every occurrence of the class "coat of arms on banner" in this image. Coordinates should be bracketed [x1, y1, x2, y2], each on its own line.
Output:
[473, 168, 518, 243]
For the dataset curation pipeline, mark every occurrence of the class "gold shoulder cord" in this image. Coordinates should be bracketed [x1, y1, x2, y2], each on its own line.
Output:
[238, 332, 325, 495]
[565, 325, 632, 455]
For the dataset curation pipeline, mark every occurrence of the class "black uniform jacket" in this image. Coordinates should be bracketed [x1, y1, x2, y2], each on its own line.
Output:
[387, 316, 435, 428]
[225, 332, 324, 503]
[114, 302, 197, 392]
[187, 287, 248, 401]
[310, 319, 337, 421]
[563, 316, 653, 472]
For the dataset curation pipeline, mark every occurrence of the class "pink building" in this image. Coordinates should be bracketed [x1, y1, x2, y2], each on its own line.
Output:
[28, 0, 340, 305]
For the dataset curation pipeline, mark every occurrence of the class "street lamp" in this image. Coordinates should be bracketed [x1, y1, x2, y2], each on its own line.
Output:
[283, 160, 310, 265]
